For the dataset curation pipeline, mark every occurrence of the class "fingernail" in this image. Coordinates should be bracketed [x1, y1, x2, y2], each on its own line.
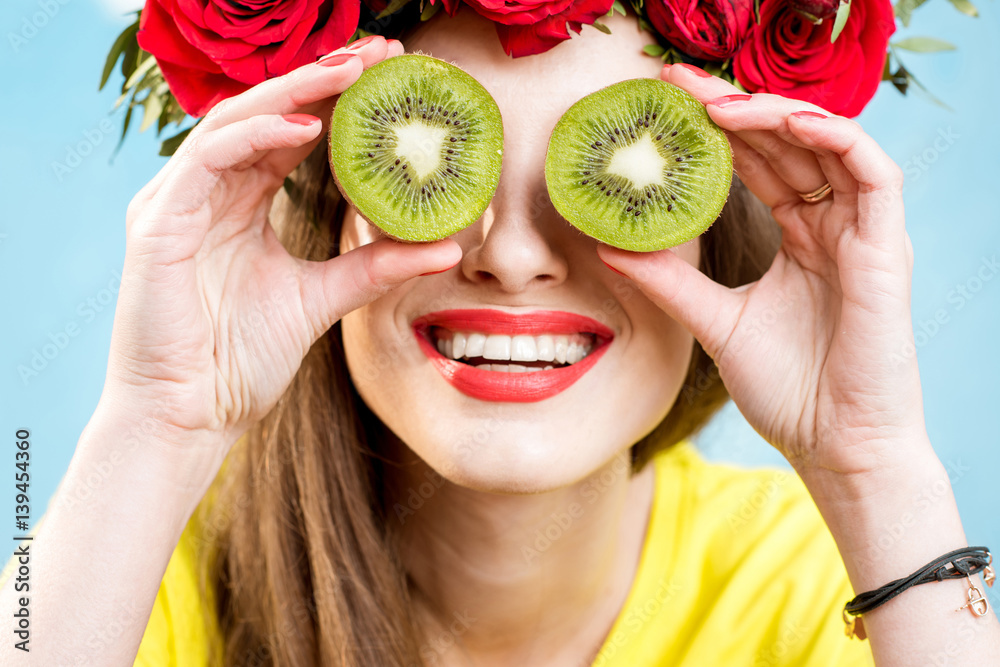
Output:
[317, 52, 356, 67]
[706, 94, 752, 108]
[678, 63, 712, 78]
[601, 259, 628, 277]
[347, 34, 380, 50]
[283, 114, 319, 125]
[791, 110, 828, 120]
[419, 268, 450, 276]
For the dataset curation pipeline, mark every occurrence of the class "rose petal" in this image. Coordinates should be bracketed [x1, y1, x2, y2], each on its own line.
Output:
[156, 57, 250, 117]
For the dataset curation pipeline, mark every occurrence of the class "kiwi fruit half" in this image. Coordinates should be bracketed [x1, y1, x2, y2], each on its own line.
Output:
[544, 78, 732, 252]
[328, 54, 504, 242]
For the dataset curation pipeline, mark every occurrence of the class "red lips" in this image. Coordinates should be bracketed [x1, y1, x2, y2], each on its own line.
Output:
[412, 309, 614, 403]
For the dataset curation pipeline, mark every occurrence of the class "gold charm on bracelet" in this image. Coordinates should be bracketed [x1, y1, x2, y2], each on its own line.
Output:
[956, 574, 990, 617]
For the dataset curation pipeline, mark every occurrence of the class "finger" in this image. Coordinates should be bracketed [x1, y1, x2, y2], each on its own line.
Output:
[727, 133, 799, 209]
[786, 113, 905, 247]
[132, 114, 324, 245]
[664, 64, 831, 136]
[298, 238, 464, 338]
[250, 40, 408, 187]
[597, 243, 745, 362]
[195, 36, 391, 131]
[704, 98, 828, 198]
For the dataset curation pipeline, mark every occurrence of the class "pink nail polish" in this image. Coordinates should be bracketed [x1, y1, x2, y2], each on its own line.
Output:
[347, 34, 380, 50]
[678, 63, 712, 78]
[791, 110, 828, 120]
[317, 53, 355, 67]
[283, 114, 319, 125]
[707, 94, 752, 108]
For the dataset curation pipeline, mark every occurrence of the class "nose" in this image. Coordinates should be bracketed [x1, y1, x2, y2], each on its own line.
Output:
[457, 178, 571, 294]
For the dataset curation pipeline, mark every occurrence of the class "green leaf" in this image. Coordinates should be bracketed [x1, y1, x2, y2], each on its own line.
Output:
[420, 1, 440, 20]
[124, 55, 158, 91]
[140, 92, 164, 133]
[590, 20, 611, 34]
[112, 105, 134, 158]
[892, 36, 957, 53]
[830, 0, 851, 44]
[159, 126, 195, 156]
[947, 0, 978, 17]
[753, 0, 762, 23]
[100, 20, 139, 90]
[642, 44, 665, 57]
[376, 0, 411, 19]
[894, 0, 931, 26]
[612, 0, 627, 16]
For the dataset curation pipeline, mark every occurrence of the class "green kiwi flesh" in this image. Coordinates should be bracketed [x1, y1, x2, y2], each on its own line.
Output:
[329, 54, 504, 242]
[544, 79, 733, 252]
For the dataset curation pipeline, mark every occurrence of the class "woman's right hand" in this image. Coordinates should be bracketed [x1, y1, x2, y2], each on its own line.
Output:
[104, 36, 462, 461]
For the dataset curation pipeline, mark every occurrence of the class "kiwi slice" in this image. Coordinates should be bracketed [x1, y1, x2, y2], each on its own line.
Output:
[328, 54, 504, 242]
[544, 79, 732, 252]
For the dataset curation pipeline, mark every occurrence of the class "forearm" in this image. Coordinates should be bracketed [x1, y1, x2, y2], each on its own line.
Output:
[798, 439, 1000, 666]
[0, 403, 224, 666]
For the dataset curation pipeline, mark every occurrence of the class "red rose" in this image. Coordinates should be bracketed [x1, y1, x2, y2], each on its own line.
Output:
[433, 0, 615, 57]
[733, 0, 895, 117]
[137, 0, 361, 117]
[646, 0, 753, 60]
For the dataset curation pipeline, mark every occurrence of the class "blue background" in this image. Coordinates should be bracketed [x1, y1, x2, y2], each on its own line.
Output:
[1, 0, 996, 591]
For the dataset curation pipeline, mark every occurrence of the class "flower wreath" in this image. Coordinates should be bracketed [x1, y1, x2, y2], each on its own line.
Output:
[101, 0, 975, 156]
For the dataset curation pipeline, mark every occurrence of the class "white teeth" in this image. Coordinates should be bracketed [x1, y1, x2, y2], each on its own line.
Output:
[510, 335, 537, 362]
[432, 329, 595, 366]
[451, 332, 467, 359]
[568, 343, 582, 364]
[483, 335, 512, 360]
[465, 333, 486, 358]
[554, 337, 569, 364]
[536, 335, 555, 362]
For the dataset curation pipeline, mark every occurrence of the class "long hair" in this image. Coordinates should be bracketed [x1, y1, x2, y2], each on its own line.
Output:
[188, 140, 781, 666]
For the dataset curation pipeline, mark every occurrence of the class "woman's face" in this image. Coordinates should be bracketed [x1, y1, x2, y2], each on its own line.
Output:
[339, 8, 700, 493]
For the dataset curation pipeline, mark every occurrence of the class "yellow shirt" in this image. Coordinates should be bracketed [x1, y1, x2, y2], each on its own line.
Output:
[3, 440, 876, 666]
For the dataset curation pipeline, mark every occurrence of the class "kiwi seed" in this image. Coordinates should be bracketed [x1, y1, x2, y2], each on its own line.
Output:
[328, 55, 504, 242]
[543, 79, 732, 253]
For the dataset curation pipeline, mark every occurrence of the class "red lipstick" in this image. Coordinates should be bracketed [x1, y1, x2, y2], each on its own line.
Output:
[412, 309, 614, 403]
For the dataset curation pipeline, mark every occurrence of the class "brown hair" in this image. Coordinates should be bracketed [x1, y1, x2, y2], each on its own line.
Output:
[190, 138, 780, 665]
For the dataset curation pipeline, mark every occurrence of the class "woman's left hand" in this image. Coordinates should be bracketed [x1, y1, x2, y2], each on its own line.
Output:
[598, 63, 929, 482]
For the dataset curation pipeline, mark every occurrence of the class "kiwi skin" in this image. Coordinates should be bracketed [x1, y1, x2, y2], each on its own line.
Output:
[544, 78, 733, 252]
[328, 54, 504, 243]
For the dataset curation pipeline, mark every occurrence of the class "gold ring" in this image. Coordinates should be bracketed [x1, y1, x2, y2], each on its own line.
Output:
[799, 182, 833, 203]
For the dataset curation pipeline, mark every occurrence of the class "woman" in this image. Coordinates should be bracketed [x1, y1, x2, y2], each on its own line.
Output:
[2, 5, 997, 666]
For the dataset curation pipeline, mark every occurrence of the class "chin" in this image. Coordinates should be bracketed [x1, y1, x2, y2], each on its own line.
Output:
[395, 410, 632, 495]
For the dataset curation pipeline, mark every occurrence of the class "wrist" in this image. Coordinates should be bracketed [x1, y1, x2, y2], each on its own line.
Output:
[76, 394, 233, 513]
[796, 441, 971, 592]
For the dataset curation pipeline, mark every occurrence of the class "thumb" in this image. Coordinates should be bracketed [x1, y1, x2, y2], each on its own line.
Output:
[597, 244, 744, 361]
[300, 237, 463, 337]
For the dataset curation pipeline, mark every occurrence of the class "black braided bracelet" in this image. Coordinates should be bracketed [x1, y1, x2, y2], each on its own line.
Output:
[842, 546, 995, 639]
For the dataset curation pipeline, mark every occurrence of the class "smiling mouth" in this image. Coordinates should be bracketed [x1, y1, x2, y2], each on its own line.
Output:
[429, 327, 597, 372]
